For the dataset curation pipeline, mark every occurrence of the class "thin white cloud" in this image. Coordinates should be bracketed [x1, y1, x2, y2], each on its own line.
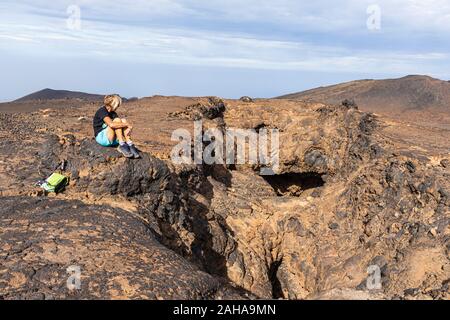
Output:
[0, 0, 449, 79]
[2, 0, 450, 32]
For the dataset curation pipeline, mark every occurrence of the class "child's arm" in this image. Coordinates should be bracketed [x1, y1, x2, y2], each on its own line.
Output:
[103, 116, 130, 130]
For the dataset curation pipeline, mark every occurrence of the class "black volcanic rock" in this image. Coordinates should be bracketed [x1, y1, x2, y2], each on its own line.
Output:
[0, 196, 243, 300]
[239, 96, 254, 103]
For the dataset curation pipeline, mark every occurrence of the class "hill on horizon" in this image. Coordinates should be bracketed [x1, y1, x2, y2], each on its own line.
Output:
[14, 88, 105, 102]
[277, 75, 450, 117]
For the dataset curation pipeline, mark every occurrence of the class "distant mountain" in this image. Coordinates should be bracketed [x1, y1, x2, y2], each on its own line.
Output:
[14, 88, 104, 102]
[277, 75, 450, 115]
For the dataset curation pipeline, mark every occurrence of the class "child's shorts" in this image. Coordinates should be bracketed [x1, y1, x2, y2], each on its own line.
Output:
[95, 124, 119, 147]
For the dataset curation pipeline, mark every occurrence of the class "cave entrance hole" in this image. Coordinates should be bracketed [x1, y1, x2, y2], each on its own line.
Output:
[262, 172, 325, 197]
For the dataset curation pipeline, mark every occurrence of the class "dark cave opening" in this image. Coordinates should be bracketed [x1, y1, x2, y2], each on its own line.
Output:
[268, 260, 284, 299]
[262, 172, 325, 197]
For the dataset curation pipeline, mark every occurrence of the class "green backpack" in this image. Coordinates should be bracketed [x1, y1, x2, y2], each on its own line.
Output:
[41, 172, 69, 193]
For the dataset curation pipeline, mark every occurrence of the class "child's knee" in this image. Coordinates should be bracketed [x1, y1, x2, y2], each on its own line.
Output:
[113, 118, 122, 123]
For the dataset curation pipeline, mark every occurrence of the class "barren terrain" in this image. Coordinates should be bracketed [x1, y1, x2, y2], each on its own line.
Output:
[0, 94, 449, 300]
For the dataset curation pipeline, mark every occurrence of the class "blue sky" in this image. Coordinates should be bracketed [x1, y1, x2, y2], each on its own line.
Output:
[0, 0, 449, 101]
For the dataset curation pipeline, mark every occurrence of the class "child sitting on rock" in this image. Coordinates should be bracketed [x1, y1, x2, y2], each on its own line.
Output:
[93, 94, 140, 158]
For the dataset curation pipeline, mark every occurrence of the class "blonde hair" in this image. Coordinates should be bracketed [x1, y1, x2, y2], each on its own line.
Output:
[104, 94, 122, 111]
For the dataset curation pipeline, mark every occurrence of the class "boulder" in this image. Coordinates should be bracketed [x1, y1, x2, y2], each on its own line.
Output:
[239, 96, 254, 103]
